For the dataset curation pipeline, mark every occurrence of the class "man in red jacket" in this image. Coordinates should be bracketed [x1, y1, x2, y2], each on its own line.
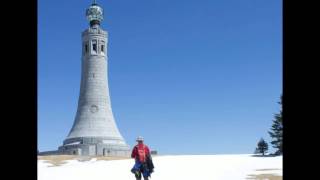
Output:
[131, 136, 153, 180]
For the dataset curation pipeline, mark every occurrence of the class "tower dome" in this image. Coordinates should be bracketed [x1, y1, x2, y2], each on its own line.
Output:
[86, 0, 103, 27]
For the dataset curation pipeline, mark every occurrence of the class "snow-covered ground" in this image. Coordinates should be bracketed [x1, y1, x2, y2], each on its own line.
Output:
[38, 154, 282, 180]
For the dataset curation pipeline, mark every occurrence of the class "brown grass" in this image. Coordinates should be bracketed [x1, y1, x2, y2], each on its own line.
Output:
[246, 169, 282, 180]
[246, 174, 282, 180]
[38, 155, 131, 167]
[38, 155, 76, 166]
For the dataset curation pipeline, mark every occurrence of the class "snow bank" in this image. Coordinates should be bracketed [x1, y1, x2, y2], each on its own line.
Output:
[38, 154, 282, 180]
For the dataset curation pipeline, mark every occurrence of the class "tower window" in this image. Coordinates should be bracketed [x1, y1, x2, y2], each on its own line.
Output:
[101, 45, 104, 52]
[92, 40, 97, 53]
[85, 44, 88, 53]
[100, 41, 105, 54]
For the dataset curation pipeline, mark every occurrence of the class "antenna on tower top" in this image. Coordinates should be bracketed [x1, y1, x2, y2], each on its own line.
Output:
[93, 0, 97, 5]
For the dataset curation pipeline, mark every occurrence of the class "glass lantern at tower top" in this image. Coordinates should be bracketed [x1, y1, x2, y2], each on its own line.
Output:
[86, 2, 103, 27]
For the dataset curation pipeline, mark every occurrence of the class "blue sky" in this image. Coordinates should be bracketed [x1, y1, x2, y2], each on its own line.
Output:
[38, 0, 282, 155]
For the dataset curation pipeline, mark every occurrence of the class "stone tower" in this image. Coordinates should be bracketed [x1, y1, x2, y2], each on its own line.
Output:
[58, 1, 130, 156]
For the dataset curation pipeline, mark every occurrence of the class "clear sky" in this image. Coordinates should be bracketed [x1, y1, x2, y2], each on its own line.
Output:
[38, 0, 282, 155]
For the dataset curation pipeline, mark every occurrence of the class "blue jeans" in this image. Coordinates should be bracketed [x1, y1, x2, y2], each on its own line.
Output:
[131, 161, 150, 178]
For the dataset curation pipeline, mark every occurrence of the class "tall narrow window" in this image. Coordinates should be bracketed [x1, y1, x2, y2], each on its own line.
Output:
[92, 40, 97, 54]
[85, 44, 88, 53]
[101, 41, 105, 55]
[101, 45, 104, 52]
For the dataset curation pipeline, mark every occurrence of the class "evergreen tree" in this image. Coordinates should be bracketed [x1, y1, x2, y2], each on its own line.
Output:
[257, 138, 268, 156]
[254, 147, 259, 155]
[268, 95, 283, 155]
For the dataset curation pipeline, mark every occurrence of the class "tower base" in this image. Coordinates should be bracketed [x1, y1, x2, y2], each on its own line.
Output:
[58, 137, 131, 157]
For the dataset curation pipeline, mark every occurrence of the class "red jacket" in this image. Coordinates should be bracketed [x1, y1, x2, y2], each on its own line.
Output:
[131, 143, 150, 163]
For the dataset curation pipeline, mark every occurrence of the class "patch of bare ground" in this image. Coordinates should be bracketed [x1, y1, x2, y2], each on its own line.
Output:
[246, 169, 282, 180]
[38, 155, 130, 167]
[246, 174, 282, 180]
[38, 155, 77, 166]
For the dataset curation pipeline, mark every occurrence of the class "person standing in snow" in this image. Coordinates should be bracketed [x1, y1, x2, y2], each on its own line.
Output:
[131, 136, 154, 180]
